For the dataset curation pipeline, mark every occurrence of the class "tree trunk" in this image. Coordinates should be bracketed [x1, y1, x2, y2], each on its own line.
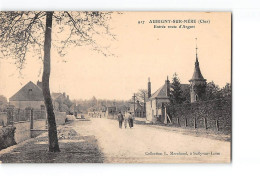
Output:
[42, 11, 60, 152]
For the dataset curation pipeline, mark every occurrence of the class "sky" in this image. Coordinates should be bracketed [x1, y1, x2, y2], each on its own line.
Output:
[0, 12, 231, 101]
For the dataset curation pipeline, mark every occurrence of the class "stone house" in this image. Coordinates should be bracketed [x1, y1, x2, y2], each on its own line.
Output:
[9, 81, 45, 110]
[51, 92, 72, 114]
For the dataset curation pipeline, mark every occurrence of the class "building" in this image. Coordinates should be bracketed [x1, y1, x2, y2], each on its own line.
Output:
[129, 100, 145, 118]
[145, 77, 171, 123]
[9, 81, 45, 109]
[51, 92, 72, 113]
[189, 44, 207, 103]
[105, 106, 117, 118]
[116, 104, 130, 114]
[145, 41, 207, 123]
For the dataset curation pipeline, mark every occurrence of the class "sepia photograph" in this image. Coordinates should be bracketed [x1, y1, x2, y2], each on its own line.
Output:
[0, 11, 231, 163]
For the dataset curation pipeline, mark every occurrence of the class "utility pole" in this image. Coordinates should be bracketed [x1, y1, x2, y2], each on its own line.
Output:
[132, 93, 136, 117]
[143, 92, 146, 117]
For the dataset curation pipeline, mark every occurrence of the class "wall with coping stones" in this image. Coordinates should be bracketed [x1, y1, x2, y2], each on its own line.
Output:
[1, 110, 66, 147]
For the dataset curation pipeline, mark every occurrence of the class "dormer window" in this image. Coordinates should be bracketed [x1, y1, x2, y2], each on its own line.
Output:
[28, 89, 32, 94]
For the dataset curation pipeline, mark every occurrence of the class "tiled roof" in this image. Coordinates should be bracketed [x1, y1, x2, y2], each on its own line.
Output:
[9, 81, 44, 101]
[149, 84, 168, 100]
[148, 83, 190, 101]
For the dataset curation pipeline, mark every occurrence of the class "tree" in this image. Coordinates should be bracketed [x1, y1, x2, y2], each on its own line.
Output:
[64, 98, 73, 112]
[182, 87, 190, 103]
[135, 89, 148, 105]
[0, 11, 115, 152]
[220, 83, 231, 99]
[205, 81, 221, 100]
[170, 73, 185, 104]
[90, 96, 98, 107]
[0, 95, 8, 111]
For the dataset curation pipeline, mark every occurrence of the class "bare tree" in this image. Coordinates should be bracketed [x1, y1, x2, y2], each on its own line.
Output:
[135, 89, 148, 105]
[0, 11, 115, 152]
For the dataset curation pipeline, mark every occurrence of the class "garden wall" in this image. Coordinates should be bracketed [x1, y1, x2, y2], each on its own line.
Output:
[0, 112, 8, 126]
[167, 98, 231, 133]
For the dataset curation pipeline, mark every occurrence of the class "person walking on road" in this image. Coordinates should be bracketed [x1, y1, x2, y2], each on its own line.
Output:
[124, 111, 129, 128]
[117, 111, 124, 129]
[128, 112, 134, 128]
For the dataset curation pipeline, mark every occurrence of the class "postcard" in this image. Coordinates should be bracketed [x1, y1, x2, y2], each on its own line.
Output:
[0, 11, 231, 163]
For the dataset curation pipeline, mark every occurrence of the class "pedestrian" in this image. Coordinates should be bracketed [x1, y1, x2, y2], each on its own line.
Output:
[117, 111, 124, 129]
[124, 111, 129, 128]
[128, 112, 134, 128]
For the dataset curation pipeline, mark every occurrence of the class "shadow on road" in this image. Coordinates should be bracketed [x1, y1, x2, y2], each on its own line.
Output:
[0, 124, 104, 163]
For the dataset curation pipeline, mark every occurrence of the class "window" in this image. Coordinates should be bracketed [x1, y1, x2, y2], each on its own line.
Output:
[28, 89, 33, 95]
[195, 94, 198, 101]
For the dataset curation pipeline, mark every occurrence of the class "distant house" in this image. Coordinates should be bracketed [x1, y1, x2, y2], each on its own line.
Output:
[9, 81, 45, 110]
[51, 92, 71, 113]
[105, 106, 117, 118]
[116, 104, 130, 114]
[129, 100, 145, 118]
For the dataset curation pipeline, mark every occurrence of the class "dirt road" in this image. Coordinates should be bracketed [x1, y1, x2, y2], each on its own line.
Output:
[73, 118, 231, 163]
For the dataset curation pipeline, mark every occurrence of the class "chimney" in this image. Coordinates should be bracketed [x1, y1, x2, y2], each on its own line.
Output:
[148, 77, 151, 98]
[63, 92, 66, 97]
[67, 95, 69, 100]
[37, 80, 43, 89]
[166, 76, 170, 97]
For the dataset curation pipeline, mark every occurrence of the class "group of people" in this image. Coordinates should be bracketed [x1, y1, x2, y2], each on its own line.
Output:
[117, 111, 134, 129]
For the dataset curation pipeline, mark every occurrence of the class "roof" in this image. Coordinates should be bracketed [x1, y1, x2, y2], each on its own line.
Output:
[190, 58, 206, 81]
[9, 81, 44, 101]
[148, 83, 168, 101]
[148, 82, 190, 101]
[51, 93, 63, 100]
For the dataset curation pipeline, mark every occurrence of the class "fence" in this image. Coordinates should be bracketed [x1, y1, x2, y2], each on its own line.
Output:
[5, 108, 46, 126]
[166, 98, 231, 132]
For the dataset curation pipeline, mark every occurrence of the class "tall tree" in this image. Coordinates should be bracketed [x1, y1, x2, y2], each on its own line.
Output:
[170, 73, 185, 104]
[0, 11, 115, 152]
[205, 81, 221, 100]
[220, 83, 231, 98]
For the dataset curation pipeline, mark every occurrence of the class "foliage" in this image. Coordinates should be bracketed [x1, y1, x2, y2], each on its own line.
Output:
[0, 11, 115, 69]
[170, 73, 185, 104]
[0, 126, 16, 150]
[205, 81, 231, 100]
[205, 81, 221, 100]
[220, 83, 231, 98]
[0, 95, 8, 111]
[73, 98, 130, 113]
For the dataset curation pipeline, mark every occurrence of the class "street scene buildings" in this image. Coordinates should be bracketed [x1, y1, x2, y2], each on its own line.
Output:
[0, 11, 231, 163]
